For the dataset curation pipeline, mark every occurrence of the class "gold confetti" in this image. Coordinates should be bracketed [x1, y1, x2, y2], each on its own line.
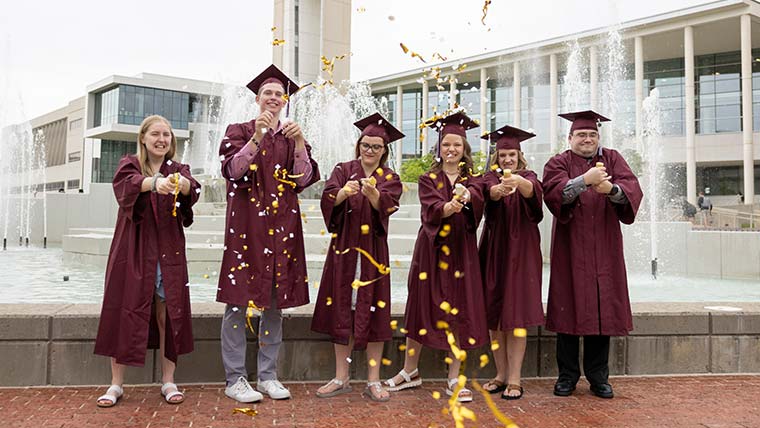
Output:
[450, 307, 459, 316]
[472, 382, 520, 428]
[356, 6, 366, 12]
[444, 356, 453, 365]
[320, 229, 326, 235]
[400, 42, 409, 54]
[490, 163, 499, 171]
[361, 224, 370, 235]
[385, 173, 393, 180]
[513, 328, 527, 338]
[468, 337, 476, 345]
[456, 63, 468, 72]
[271, 26, 277, 32]
[432, 52, 447, 62]
[369, 358, 377, 367]
[250, 163, 258, 171]
[438, 261, 449, 271]
[432, 391, 441, 399]
[246, 300, 261, 334]
[381, 358, 392, 366]
[454, 270, 463, 278]
[243, 245, 248, 251]
[326, 297, 333, 306]
[407, 348, 416, 357]
[203, 274, 209, 279]
[377, 300, 386, 308]
[419, 328, 428, 336]
[441, 245, 450, 256]
[436, 320, 449, 330]
[480, 354, 489, 368]
[398, 343, 407, 351]
[399, 42, 427, 63]
[490, 340, 500, 351]
[418, 272, 428, 280]
[368, 176, 377, 186]
[399, 327, 408, 334]
[233, 407, 259, 417]
[272, 38, 286, 46]
[271, 200, 279, 209]
[439, 224, 451, 238]
[481, 0, 492, 25]
[440, 301, 451, 313]
[429, 172, 437, 179]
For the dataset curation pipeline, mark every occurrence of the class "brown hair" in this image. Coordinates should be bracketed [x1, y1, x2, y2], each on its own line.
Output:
[428, 134, 474, 177]
[354, 136, 389, 167]
[488, 149, 528, 171]
[137, 115, 177, 177]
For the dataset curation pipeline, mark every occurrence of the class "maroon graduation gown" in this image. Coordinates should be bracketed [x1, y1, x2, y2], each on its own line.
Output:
[94, 155, 200, 366]
[404, 172, 488, 351]
[542, 148, 643, 336]
[216, 119, 320, 309]
[478, 169, 545, 331]
[311, 160, 402, 350]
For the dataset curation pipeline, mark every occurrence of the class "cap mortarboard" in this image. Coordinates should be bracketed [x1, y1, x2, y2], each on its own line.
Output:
[481, 124, 535, 151]
[246, 64, 300, 96]
[558, 110, 611, 133]
[432, 112, 479, 139]
[354, 112, 405, 144]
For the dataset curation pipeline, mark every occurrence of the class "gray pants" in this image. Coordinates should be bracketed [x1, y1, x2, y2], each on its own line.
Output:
[221, 286, 282, 385]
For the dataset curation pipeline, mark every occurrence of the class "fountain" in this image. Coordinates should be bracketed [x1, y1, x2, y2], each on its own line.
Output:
[642, 88, 662, 278]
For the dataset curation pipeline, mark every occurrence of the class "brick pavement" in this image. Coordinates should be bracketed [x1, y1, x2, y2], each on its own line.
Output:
[2, 375, 759, 428]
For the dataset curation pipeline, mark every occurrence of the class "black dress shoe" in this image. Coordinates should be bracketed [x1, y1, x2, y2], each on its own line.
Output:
[553, 380, 576, 396]
[590, 382, 614, 399]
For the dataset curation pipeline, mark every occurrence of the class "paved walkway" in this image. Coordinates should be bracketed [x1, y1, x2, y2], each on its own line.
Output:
[2, 375, 759, 427]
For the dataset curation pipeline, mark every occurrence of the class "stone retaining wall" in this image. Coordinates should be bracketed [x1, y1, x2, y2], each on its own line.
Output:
[2, 302, 759, 386]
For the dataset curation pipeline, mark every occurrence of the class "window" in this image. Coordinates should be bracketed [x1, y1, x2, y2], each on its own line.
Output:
[94, 85, 191, 129]
[66, 179, 80, 190]
[93, 140, 136, 183]
[69, 118, 82, 130]
[67, 151, 81, 162]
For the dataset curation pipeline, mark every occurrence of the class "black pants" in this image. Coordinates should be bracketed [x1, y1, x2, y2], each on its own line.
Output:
[556, 333, 610, 386]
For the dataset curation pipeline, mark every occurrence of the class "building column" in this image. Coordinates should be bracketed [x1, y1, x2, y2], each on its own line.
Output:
[550, 53, 558, 153]
[635, 36, 644, 143]
[421, 79, 429, 155]
[685, 26, 697, 206]
[395, 85, 403, 169]
[513, 61, 521, 127]
[741, 14, 755, 204]
[449, 77, 457, 110]
[589, 45, 599, 110]
[480, 68, 488, 155]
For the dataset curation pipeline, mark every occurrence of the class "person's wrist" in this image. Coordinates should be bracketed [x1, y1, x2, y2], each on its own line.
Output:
[151, 173, 164, 192]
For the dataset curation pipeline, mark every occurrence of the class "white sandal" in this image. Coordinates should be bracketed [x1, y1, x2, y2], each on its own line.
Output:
[161, 382, 185, 404]
[445, 378, 473, 403]
[96, 385, 123, 408]
[383, 368, 422, 392]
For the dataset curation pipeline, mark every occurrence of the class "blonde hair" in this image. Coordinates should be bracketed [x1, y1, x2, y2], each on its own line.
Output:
[488, 148, 528, 171]
[137, 115, 177, 176]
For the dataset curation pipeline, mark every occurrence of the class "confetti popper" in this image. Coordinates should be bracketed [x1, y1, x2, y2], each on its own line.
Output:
[596, 162, 605, 168]
[170, 173, 180, 217]
[502, 169, 512, 178]
[233, 408, 259, 417]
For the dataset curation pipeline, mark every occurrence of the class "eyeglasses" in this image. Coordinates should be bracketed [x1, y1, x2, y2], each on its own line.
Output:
[359, 142, 385, 153]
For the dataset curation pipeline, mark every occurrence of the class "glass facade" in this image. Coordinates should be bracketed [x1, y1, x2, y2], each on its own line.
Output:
[644, 58, 685, 136]
[697, 164, 760, 196]
[696, 52, 742, 134]
[93, 140, 136, 183]
[95, 85, 190, 129]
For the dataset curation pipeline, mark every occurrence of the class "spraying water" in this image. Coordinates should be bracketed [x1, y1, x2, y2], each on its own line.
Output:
[642, 88, 661, 278]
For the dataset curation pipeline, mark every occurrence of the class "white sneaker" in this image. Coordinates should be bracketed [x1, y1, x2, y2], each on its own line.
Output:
[257, 379, 292, 400]
[225, 376, 263, 403]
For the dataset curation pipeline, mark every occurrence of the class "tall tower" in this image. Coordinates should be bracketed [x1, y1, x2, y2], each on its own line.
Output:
[272, 0, 351, 85]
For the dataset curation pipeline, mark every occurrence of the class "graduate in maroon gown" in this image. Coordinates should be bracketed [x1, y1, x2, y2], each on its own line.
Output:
[311, 113, 403, 402]
[94, 115, 201, 407]
[542, 110, 643, 399]
[384, 112, 487, 403]
[216, 65, 319, 403]
[477, 125, 544, 400]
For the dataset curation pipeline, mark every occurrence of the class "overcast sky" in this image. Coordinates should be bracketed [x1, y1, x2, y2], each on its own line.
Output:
[0, 0, 707, 125]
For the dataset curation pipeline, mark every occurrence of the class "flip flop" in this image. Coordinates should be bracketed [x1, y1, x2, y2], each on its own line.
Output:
[96, 385, 123, 408]
[502, 384, 523, 400]
[161, 382, 185, 404]
[482, 378, 507, 394]
[383, 368, 422, 392]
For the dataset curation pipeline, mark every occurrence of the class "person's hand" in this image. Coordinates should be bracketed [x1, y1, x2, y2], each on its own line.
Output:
[583, 166, 609, 186]
[500, 175, 521, 195]
[446, 199, 464, 214]
[282, 120, 305, 144]
[592, 179, 614, 194]
[155, 177, 175, 195]
[360, 178, 379, 199]
[253, 110, 275, 142]
[338, 180, 360, 199]
[489, 183, 512, 200]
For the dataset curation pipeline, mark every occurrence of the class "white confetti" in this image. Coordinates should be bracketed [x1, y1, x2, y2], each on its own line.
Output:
[230, 228, 235, 233]
[195, 188, 201, 194]
[225, 142, 232, 148]
[219, 155, 225, 161]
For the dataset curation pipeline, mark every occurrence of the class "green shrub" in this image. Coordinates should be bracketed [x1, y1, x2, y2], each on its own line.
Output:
[400, 154, 434, 183]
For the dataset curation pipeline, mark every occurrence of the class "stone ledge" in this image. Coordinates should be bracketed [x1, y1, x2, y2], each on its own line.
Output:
[1, 302, 759, 386]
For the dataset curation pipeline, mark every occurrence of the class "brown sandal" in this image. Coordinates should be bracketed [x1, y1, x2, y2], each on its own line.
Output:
[482, 379, 506, 394]
[501, 384, 523, 400]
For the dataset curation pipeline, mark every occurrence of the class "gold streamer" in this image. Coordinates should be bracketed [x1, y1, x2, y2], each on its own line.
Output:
[471, 382, 520, 428]
[170, 173, 180, 217]
[246, 300, 262, 334]
[233, 407, 259, 417]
